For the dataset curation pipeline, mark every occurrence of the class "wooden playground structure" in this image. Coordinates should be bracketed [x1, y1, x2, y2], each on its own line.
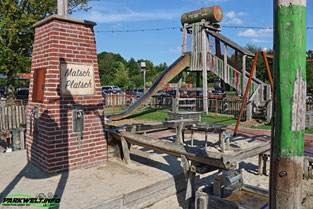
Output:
[105, 2, 311, 208]
[1, 0, 308, 208]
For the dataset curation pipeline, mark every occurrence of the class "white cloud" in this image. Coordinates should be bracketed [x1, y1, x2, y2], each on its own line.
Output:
[163, 46, 182, 54]
[238, 29, 256, 37]
[86, 8, 180, 23]
[169, 46, 182, 53]
[226, 11, 236, 19]
[237, 12, 247, 16]
[112, 23, 123, 28]
[228, 17, 243, 25]
[251, 39, 267, 43]
[238, 28, 273, 38]
[223, 11, 246, 25]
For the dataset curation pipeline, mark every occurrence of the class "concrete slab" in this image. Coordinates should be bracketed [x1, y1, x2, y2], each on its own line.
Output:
[0, 147, 186, 209]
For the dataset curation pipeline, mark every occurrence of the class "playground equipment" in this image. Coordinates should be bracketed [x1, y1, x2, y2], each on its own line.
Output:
[107, 5, 272, 122]
[106, 119, 271, 208]
[108, 54, 190, 120]
[106, 3, 310, 207]
[181, 6, 223, 25]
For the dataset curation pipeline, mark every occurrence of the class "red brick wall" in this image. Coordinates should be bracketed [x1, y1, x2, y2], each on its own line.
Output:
[26, 18, 107, 175]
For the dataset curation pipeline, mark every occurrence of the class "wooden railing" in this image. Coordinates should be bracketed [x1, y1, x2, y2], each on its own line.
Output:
[0, 105, 27, 151]
[0, 105, 27, 131]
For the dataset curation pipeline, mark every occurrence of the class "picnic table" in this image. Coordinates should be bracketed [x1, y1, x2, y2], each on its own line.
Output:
[184, 122, 229, 152]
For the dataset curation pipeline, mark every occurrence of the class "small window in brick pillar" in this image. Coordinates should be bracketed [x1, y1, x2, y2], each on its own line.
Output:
[32, 68, 46, 102]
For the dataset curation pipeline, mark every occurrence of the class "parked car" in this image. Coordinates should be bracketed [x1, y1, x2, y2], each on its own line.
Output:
[126, 89, 133, 95]
[0, 87, 7, 98]
[15, 88, 29, 99]
[133, 88, 144, 96]
[102, 86, 120, 93]
[101, 86, 121, 96]
[166, 90, 176, 96]
[212, 90, 225, 97]
[113, 90, 124, 94]
[155, 90, 166, 96]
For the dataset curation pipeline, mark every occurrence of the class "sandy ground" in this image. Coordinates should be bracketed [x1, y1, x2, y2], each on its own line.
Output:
[1, 117, 312, 208]
[108, 119, 313, 209]
[145, 131, 313, 209]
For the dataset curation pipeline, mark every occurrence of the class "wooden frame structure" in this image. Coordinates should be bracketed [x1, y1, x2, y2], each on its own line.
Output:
[176, 18, 271, 119]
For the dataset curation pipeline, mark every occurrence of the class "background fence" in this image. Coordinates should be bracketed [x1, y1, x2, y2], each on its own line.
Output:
[103, 93, 246, 120]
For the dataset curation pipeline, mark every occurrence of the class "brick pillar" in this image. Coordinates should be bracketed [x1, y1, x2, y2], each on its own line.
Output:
[26, 15, 107, 175]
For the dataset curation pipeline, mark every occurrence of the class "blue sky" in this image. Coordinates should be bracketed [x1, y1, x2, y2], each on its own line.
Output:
[72, 0, 313, 65]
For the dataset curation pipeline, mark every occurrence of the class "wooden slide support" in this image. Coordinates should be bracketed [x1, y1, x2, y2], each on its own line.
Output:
[233, 52, 259, 136]
[108, 128, 271, 171]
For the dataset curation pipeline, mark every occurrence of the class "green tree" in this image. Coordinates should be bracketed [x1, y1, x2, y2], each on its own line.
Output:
[0, 0, 93, 99]
[98, 51, 127, 86]
[112, 61, 129, 89]
[244, 44, 273, 84]
[127, 58, 140, 78]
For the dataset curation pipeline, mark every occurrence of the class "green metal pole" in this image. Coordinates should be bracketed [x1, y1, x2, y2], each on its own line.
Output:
[270, 1, 306, 208]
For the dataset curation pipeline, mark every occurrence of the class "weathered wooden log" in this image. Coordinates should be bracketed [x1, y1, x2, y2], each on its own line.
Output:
[109, 128, 271, 171]
[123, 119, 197, 133]
[110, 131, 235, 170]
[231, 142, 270, 163]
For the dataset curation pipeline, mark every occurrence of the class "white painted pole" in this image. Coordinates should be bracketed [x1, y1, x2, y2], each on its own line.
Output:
[202, 25, 208, 114]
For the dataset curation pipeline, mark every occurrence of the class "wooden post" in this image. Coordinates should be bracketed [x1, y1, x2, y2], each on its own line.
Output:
[113, 94, 115, 115]
[176, 122, 184, 144]
[233, 52, 259, 136]
[196, 71, 200, 110]
[270, 1, 306, 208]
[215, 97, 217, 119]
[121, 136, 131, 164]
[223, 44, 227, 90]
[242, 55, 246, 96]
[57, 0, 67, 16]
[181, 24, 188, 56]
[258, 154, 263, 176]
[202, 24, 208, 114]
[175, 75, 182, 113]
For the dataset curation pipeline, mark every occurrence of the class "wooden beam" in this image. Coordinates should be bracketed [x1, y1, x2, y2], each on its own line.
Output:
[242, 55, 246, 96]
[231, 141, 270, 163]
[110, 131, 235, 170]
[123, 119, 197, 133]
[121, 136, 131, 164]
[202, 25, 208, 114]
[109, 130, 272, 171]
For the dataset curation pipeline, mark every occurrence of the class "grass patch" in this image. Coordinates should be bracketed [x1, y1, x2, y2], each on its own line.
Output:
[126, 108, 238, 125]
[305, 128, 313, 135]
[250, 124, 272, 130]
[103, 107, 126, 115]
[126, 108, 168, 121]
[225, 91, 237, 97]
[201, 115, 238, 126]
[112, 107, 313, 135]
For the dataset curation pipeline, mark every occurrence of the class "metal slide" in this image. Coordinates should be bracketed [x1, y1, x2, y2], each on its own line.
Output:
[108, 54, 191, 121]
